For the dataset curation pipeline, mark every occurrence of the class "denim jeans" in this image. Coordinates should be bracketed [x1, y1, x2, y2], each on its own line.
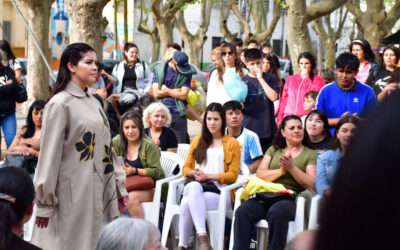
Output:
[170, 113, 189, 144]
[0, 113, 17, 148]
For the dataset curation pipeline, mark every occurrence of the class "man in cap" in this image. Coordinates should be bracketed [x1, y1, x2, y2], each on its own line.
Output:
[152, 50, 196, 143]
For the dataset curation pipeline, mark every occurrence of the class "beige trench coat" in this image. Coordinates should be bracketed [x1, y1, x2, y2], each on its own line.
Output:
[31, 82, 126, 250]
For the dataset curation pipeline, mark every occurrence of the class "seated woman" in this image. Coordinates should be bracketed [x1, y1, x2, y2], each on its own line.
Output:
[7, 100, 45, 173]
[112, 111, 165, 218]
[178, 103, 240, 250]
[0, 166, 41, 250]
[315, 115, 360, 196]
[142, 102, 178, 152]
[233, 115, 316, 250]
[303, 110, 331, 152]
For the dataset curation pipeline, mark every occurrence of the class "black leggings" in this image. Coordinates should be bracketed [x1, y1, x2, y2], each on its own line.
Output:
[233, 197, 295, 250]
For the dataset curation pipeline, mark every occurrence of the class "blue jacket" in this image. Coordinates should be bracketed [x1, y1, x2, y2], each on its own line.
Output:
[315, 149, 341, 194]
[316, 81, 376, 115]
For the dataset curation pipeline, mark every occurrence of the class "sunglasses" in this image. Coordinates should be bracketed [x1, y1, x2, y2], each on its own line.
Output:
[221, 51, 234, 56]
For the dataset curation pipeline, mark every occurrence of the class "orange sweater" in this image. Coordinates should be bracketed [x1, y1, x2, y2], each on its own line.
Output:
[183, 135, 241, 184]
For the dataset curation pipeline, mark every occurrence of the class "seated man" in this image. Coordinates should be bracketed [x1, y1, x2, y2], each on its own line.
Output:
[152, 51, 195, 143]
[223, 100, 263, 175]
[316, 52, 376, 133]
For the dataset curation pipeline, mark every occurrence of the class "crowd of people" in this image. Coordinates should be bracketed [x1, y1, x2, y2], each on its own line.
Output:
[0, 36, 400, 250]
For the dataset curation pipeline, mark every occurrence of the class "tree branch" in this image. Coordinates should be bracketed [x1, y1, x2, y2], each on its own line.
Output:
[345, 0, 362, 22]
[229, 0, 250, 40]
[336, 9, 348, 38]
[163, 0, 196, 20]
[219, 0, 238, 43]
[306, 0, 347, 22]
[254, 1, 281, 43]
[383, 1, 400, 33]
[151, 0, 161, 20]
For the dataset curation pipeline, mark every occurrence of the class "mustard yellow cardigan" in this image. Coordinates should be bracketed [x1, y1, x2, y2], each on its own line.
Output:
[183, 135, 241, 184]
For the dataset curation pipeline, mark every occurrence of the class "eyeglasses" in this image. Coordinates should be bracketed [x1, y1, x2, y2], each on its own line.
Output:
[221, 51, 234, 57]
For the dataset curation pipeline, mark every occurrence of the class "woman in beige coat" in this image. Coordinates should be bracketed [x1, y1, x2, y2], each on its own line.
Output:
[31, 43, 127, 250]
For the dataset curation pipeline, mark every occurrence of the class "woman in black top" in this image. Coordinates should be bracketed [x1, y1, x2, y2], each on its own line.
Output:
[304, 110, 331, 152]
[0, 52, 27, 156]
[142, 102, 178, 152]
[366, 45, 400, 101]
[0, 166, 42, 250]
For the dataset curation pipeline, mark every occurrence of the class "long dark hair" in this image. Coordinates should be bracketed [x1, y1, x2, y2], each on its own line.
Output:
[0, 40, 16, 62]
[119, 111, 144, 158]
[194, 103, 226, 164]
[0, 167, 34, 250]
[330, 114, 361, 150]
[381, 45, 400, 69]
[298, 52, 317, 80]
[303, 110, 330, 148]
[22, 100, 46, 139]
[272, 115, 302, 149]
[314, 92, 400, 250]
[263, 53, 281, 82]
[218, 42, 244, 82]
[52, 43, 96, 96]
[349, 39, 375, 63]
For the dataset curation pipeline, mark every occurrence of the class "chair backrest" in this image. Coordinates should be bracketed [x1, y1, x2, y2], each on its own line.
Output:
[160, 151, 184, 177]
[177, 143, 190, 162]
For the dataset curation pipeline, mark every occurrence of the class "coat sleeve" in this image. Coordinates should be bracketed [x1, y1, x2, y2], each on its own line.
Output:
[315, 152, 330, 195]
[144, 142, 165, 180]
[34, 100, 68, 217]
[276, 77, 290, 124]
[218, 139, 241, 184]
[182, 136, 200, 176]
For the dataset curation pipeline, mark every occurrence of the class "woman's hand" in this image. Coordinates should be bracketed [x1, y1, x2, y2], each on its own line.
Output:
[35, 216, 49, 228]
[280, 153, 294, 171]
[118, 196, 129, 214]
[383, 83, 399, 96]
[124, 165, 133, 176]
[194, 169, 207, 182]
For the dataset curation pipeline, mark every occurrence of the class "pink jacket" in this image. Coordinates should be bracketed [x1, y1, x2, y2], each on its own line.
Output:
[277, 74, 324, 124]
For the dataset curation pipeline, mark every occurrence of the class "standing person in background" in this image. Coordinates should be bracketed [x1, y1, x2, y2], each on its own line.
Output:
[152, 51, 195, 143]
[276, 52, 324, 124]
[243, 48, 280, 152]
[206, 42, 246, 105]
[31, 43, 126, 250]
[349, 39, 378, 84]
[262, 53, 282, 86]
[316, 52, 376, 133]
[0, 167, 42, 250]
[366, 45, 400, 101]
[0, 40, 23, 84]
[0, 52, 27, 157]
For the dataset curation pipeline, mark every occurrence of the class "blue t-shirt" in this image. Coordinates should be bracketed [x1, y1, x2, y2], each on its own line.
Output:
[243, 73, 280, 139]
[316, 80, 376, 133]
[160, 66, 191, 115]
[235, 128, 263, 175]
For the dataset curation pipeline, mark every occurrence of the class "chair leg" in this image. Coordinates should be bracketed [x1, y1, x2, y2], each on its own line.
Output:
[257, 227, 269, 250]
[161, 212, 175, 246]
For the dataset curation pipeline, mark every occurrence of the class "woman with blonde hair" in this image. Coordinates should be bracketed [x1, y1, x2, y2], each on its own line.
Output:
[143, 102, 178, 152]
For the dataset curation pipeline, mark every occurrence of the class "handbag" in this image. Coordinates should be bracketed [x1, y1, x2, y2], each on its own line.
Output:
[184, 177, 220, 194]
[125, 175, 155, 192]
[4, 154, 37, 174]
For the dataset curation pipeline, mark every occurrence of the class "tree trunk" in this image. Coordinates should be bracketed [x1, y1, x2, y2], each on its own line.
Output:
[150, 32, 160, 63]
[123, 0, 128, 42]
[68, 0, 110, 58]
[17, 0, 52, 100]
[114, 0, 119, 60]
[156, 21, 174, 59]
[286, 0, 312, 72]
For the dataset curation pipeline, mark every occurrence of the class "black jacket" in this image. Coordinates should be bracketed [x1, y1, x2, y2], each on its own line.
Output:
[0, 66, 27, 116]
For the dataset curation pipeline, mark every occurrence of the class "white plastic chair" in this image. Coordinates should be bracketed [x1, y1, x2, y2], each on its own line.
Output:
[308, 194, 322, 230]
[143, 151, 184, 227]
[161, 176, 243, 250]
[177, 143, 190, 162]
[229, 188, 305, 250]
